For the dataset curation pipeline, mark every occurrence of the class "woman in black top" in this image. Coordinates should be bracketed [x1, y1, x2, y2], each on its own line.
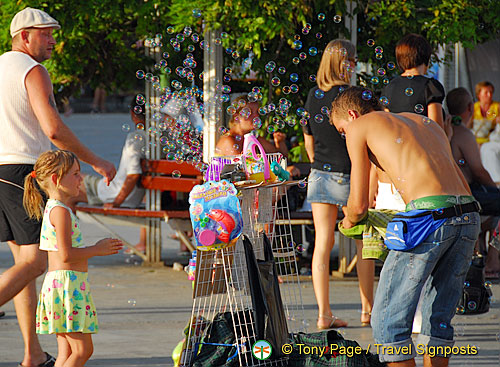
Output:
[303, 39, 374, 329]
[381, 33, 445, 128]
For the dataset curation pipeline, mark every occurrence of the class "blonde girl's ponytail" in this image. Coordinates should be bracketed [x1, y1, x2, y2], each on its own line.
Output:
[23, 150, 79, 221]
[23, 171, 44, 220]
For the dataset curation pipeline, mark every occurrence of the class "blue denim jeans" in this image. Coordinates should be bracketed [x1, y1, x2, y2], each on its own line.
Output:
[372, 212, 480, 362]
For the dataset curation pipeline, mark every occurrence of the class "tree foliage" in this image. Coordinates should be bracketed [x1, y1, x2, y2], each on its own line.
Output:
[1, 0, 499, 116]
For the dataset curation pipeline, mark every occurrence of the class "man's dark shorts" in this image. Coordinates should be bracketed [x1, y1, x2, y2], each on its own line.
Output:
[0, 164, 44, 245]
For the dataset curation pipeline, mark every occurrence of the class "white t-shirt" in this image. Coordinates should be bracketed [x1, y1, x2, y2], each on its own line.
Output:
[97, 130, 146, 207]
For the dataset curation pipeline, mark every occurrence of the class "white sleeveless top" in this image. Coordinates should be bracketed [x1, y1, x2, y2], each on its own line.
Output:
[375, 181, 406, 211]
[0, 51, 51, 165]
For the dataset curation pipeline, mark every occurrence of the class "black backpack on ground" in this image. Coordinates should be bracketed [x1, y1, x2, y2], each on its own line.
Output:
[456, 255, 492, 315]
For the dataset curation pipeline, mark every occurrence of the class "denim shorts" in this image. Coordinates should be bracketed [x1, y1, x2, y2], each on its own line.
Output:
[306, 169, 350, 206]
[371, 212, 480, 363]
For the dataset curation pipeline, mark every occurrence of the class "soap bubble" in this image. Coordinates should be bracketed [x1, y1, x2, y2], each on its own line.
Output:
[487, 110, 497, 119]
[367, 39, 375, 47]
[333, 15, 342, 23]
[314, 114, 324, 123]
[379, 96, 389, 106]
[374, 46, 383, 54]
[172, 170, 181, 179]
[265, 61, 276, 72]
[298, 179, 307, 188]
[278, 66, 286, 74]
[377, 68, 386, 76]
[315, 89, 325, 99]
[290, 73, 299, 82]
[309, 74, 316, 82]
[136, 70, 145, 79]
[317, 13, 326, 21]
[134, 106, 143, 114]
[371, 76, 379, 85]
[467, 301, 477, 310]
[122, 124, 130, 132]
[362, 90, 372, 100]
[414, 104, 424, 113]
[282, 86, 291, 95]
[128, 299, 137, 307]
[293, 40, 303, 50]
[309, 47, 318, 56]
[387, 61, 396, 70]
[192, 8, 202, 18]
[464, 281, 470, 287]
[456, 305, 465, 314]
[166, 26, 175, 34]
[292, 57, 300, 65]
[136, 94, 145, 105]
[295, 244, 305, 254]
[405, 88, 414, 96]
[439, 322, 447, 329]
[267, 125, 276, 134]
[252, 117, 262, 129]
[323, 164, 332, 171]
[320, 106, 329, 115]
[299, 52, 307, 60]
[423, 117, 432, 125]
[375, 53, 383, 60]
[316, 32, 323, 39]
[382, 78, 389, 85]
[271, 77, 281, 87]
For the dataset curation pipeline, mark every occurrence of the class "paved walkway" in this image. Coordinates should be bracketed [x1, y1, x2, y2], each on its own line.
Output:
[1, 218, 499, 366]
[1, 114, 499, 365]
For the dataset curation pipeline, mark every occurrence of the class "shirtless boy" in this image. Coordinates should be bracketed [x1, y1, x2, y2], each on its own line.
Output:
[330, 86, 480, 367]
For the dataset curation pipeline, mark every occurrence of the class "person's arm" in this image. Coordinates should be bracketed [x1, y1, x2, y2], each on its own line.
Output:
[343, 123, 371, 227]
[256, 132, 289, 158]
[215, 135, 239, 155]
[368, 164, 379, 208]
[103, 174, 141, 208]
[51, 206, 122, 262]
[26, 66, 116, 184]
[303, 133, 315, 162]
[428, 103, 444, 130]
[459, 128, 497, 187]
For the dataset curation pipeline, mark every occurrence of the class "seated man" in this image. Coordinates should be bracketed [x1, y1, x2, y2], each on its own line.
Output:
[71, 94, 147, 250]
[330, 86, 480, 367]
[446, 87, 500, 278]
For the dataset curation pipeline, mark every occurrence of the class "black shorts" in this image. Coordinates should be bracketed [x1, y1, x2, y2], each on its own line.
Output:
[0, 164, 45, 245]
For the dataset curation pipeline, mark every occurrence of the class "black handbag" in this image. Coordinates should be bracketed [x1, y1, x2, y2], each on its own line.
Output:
[456, 255, 492, 315]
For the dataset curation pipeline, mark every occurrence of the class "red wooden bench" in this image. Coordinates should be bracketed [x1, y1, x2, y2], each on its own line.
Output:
[76, 159, 203, 265]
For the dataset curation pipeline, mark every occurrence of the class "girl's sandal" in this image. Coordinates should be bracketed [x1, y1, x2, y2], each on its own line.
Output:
[361, 311, 371, 327]
[317, 314, 348, 330]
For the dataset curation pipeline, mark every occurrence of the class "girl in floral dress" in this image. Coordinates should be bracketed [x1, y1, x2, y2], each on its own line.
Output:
[23, 150, 122, 367]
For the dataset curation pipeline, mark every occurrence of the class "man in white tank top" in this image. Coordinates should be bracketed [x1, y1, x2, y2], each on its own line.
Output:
[0, 8, 116, 367]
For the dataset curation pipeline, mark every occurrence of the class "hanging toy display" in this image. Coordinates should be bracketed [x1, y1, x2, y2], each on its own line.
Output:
[189, 180, 243, 251]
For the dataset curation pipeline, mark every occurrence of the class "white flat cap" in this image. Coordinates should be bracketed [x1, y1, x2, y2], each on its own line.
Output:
[10, 7, 60, 38]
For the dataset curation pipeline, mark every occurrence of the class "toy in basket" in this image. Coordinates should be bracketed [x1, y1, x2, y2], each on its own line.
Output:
[242, 133, 279, 183]
[189, 180, 243, 251]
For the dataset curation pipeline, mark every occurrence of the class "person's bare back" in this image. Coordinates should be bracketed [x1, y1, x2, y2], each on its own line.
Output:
[353, 111, 470, 204]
